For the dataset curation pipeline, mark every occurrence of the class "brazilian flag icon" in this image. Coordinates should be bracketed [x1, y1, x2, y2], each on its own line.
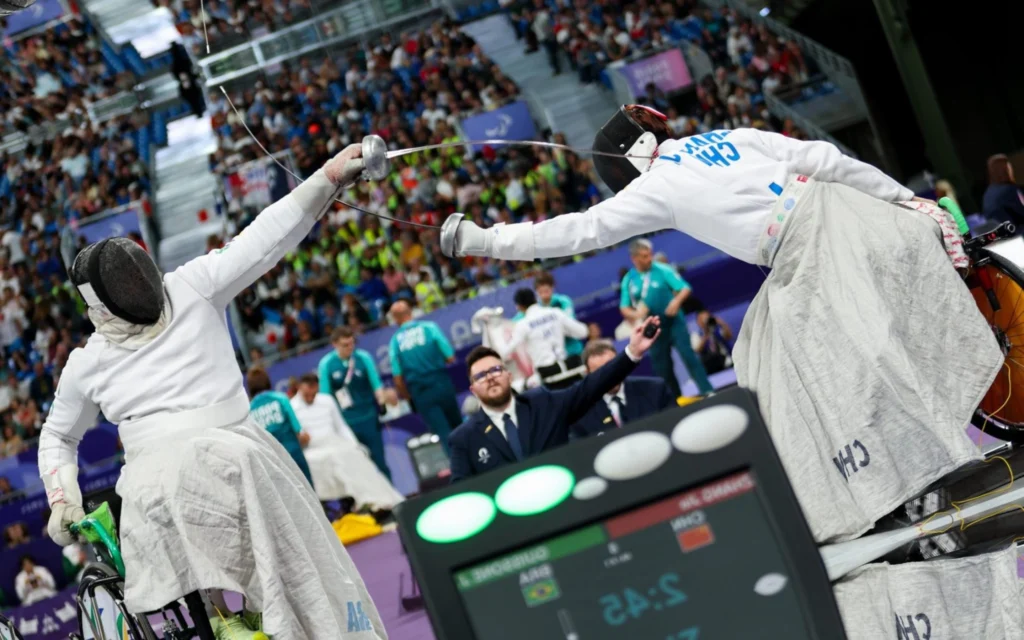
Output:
[522, 578, 561, 607]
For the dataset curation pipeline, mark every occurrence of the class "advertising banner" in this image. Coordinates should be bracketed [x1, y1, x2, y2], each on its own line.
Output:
[619, 48, 693, 99]
[3, 586, 78, 640]
[223, 155, 295, 210]
[75, 209, 142, 245]
[459, 101, 537, 152]
[3, 0, 65, 38]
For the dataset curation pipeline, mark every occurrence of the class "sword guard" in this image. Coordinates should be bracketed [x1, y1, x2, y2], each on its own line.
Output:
[361, 134, 390, 181]
[440, 213, 465, 258]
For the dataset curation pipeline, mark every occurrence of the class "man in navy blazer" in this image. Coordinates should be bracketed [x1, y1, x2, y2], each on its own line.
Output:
[570, 339, 676, 440]
[448, 317, 662, 482]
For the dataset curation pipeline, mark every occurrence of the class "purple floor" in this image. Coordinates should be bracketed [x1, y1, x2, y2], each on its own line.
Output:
[347, 531, 436, 640]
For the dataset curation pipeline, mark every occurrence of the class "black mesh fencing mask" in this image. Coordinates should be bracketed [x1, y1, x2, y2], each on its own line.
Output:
[592, 105, 669, 193]
[70, 237, 165, 325]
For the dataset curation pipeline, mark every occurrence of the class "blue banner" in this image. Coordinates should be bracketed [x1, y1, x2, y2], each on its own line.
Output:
[459, 101, 538, 152]
[0, 462, 121, 532]
[3, 585, 77, 638]
[75, 210, 142, 245]
[265, 231, 764, 391]
[3, 0, 65, 37]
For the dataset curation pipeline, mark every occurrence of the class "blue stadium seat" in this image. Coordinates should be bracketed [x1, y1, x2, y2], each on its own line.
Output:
[329, 82, 345, 104]
[100, 42, 126, 75]
[482, 0, 498, 13]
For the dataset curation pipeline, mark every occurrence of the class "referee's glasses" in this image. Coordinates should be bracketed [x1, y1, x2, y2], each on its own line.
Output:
[470, 365, 506, 384]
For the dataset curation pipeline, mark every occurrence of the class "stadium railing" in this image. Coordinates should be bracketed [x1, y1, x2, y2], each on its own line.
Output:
[198, 0, 447, 87]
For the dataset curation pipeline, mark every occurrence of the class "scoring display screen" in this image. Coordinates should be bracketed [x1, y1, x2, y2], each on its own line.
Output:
[454, 471, 811, 640]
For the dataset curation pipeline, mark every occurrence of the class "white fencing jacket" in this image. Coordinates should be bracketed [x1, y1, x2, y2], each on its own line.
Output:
[290, 392, 359, 447]
[501, 304, 589, 368]
[38, 170, 344, 472]
[484, 129, 914, 264]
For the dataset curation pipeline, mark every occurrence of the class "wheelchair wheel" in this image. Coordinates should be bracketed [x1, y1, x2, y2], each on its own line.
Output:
[967, 249, 1024, 442]
[77, 563, 156, 640]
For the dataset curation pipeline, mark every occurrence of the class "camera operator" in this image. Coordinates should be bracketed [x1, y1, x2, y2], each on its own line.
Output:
[691, 310, 734, 375]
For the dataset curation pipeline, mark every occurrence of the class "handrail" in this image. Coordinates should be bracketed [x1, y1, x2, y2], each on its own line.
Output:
[198, 0, 443, 87]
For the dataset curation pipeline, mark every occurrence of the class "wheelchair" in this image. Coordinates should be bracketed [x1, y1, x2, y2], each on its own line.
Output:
[0, 612, 23, 640]
[68, 489, 217, 640]
[817, 198, 1024, 580]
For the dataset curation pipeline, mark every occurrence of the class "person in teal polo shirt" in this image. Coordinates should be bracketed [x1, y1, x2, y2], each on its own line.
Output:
[246, 367, 313, 487]
[620, 239, 713, 398]
[516, 270, 584, 358]
[388, 299, 462, 453]
[318, 326, 391, 479]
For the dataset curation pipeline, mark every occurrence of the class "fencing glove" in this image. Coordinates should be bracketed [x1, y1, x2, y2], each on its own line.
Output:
[440, 213, 492, 258]
[323, 143, 366, 188]
[43, 464, 86, 546]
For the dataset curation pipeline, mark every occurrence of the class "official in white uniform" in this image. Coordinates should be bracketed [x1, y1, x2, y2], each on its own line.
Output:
[38, 145, 386, 639]
[441, 105, 1003, 547]
[501, 288, 589, 389]
[290, 373, 404, 512]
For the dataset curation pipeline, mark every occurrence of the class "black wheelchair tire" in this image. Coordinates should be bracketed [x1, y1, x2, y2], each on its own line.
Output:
[77, 563, 157, 640]
[972, 247, 1024, 443]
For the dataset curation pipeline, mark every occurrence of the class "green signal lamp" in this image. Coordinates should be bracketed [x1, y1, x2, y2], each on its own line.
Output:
[495, 465, 576, 516]
[416, 492, 497, 544]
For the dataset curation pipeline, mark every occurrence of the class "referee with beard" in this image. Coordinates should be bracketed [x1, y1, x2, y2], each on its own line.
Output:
[447, 317, 661, 481]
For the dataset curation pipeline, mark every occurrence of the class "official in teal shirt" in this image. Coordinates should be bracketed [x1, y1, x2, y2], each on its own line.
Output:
[318, 326, 391, 479]
[388, 299, 462, 453]
[515, 271, 584, 358]
[620, 239, 713, 397]
[246, 367, 313, 487]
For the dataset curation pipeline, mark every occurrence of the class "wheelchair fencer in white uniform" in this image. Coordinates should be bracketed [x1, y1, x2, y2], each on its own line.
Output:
[39, 143, 387, 639]
[434, 105, 1024, 638]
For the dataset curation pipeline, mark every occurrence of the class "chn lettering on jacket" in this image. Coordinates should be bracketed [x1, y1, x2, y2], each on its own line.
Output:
[346, 601, 374, 632]
[660, 131, 740, 168]
[895, 613, 931, 640]
[832, 440, 870, 481]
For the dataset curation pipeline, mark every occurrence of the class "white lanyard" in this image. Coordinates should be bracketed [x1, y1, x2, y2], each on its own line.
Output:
[630, 271, 652, 309]
[343, 355, 356, 386]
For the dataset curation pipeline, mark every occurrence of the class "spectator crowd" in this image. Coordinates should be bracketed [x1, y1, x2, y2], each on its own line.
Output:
[209, 18, 607, 354]
[508, 0, 812, 136]
[0, 17, 135, 137]
[0, 20, 156, 472]
[210, 1, 815, 357]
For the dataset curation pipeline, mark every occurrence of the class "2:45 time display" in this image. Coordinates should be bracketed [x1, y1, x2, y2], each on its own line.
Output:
[599, 572, 688, 627]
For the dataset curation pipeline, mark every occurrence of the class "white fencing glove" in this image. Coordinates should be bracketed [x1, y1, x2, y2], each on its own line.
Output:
[43, 464, 86, 546]
[323, 143, 365, 189]
[440, 213, 494, 258]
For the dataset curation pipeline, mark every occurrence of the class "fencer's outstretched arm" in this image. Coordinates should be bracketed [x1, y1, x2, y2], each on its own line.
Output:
[176, 145, 363, 309]
[756, 130, 914, 203]
[451, 172, 676, 261]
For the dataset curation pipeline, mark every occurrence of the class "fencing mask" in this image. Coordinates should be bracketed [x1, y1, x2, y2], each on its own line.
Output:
[70, 237, 165, 326]
[592, 104, 672, 193]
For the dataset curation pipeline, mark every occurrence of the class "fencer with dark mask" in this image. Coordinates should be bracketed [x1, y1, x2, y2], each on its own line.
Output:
[436, 104, 1024, 636]
[440, 104, 1003, 545]
[40, 145, 386, 639]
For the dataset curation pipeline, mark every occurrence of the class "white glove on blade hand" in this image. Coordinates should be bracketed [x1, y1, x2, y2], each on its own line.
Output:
[449, 216, 493, 257]
[43, 464, 85, 546]
[324, 143, 365, 188]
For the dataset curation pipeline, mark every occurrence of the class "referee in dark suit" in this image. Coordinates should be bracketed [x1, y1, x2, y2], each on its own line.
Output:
[570, 339, 675, 439]
[448, 318, 661, 482]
